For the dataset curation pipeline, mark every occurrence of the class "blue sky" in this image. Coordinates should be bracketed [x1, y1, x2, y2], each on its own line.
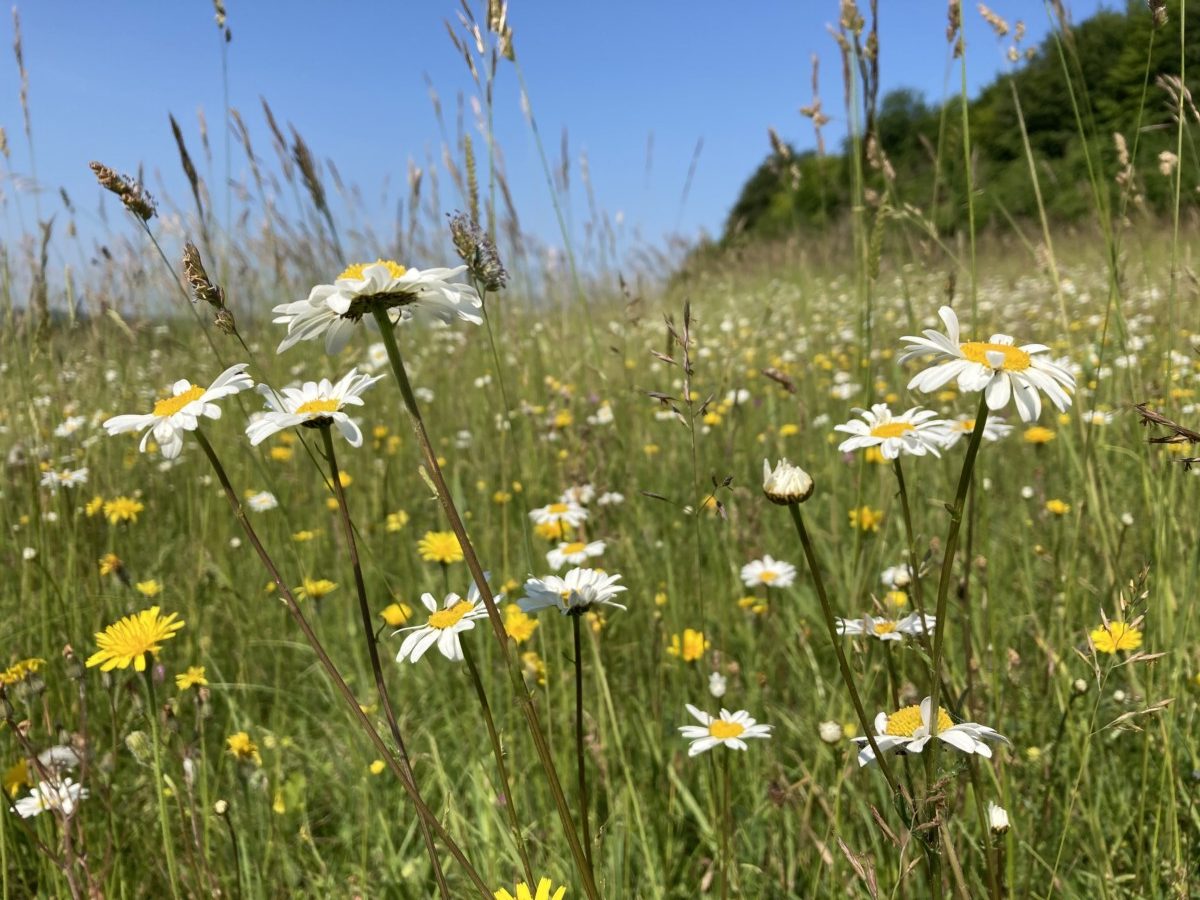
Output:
[1, 0, 1108, 258]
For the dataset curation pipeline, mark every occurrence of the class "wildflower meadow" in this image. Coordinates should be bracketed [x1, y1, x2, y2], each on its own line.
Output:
[2, 1, 1199, 897]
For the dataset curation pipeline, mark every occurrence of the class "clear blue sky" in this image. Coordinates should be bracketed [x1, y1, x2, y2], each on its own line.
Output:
[1, 0, 1109, 258]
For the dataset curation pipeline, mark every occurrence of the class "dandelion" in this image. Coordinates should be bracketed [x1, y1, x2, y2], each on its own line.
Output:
[853, 698, 1009, 767]
[369, 759, 386, 775]
[900, 305, 1074, 422]
[292, 529, 318, 543]
[417, 530, 464, 564]
[175, 666, 208, 690]
[1045, 499, 1070, 516]
[84, 495, 104, 517]
[667, 628, 710, 662]
[135, 579, 162, 598]
[226, 732, 262, 766]
[834, 404, 952, 458]
[740, 555, 796, 588]
[385, 510, 410, 531]
[1023, 425, 1056, 444]
[1090, 621, 1143, 654]
[520, 568, 627, 615]
[272, 260, 483, 354]
[103, 496, 144, 525]
[3, 759, 31, 798]
[0, 658, 46, 686]
[529, 501, 588, 529]
[836, 612, 935, 641]
[103, 363, 253, 459]
[394, 582, 492, 663]
[849, 506, 884, 532]
[296, 578, 338, 600]
[678, 705, 772, 756]
[546, 539, 605, 571]
[86, 606, 184, 672]
[247, 368, 383, 448]
[504, 604, 539, 643]
[493, 878, 566, 900]
[15, 778, 88, 819]
[379, 602, 413, 627]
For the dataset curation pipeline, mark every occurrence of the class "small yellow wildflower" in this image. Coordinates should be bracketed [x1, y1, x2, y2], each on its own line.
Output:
[135, 579, 162, 598]
[494, 878, 566, 900]
[553, 410, 574, 428]
[103, 496, 144, 525]
[493, 491, 512, 504]
[292, 530, 318, 542]
[175, 665, 208, 691]
[643, 443, 661, 456]
[98, 552, 123, 577]
[385, 510, 410, 532]
[654, 591, 668, 607]
[227, 731, 262, 766]
[1090, 621, 1143, 655]
[849, 506, 884, 532]
[86, 606, 185, 672]
[269, 445, 294, 462]
[84, 495, 104, 517]
[3, 759, 31, 799]
[667, 628, 710, 662]
[297, 578, 338, 600]
[1045, 499, 1070, 516]
[533, 521, 566, 542]
[1023, 426, 1056, 445]
[521, 651, 547, 686]
[0, 658, 46, 686]
[505, 604, 539, 644]
[369, 760, 386, 775]
[418, 530, 464, 564]
[380, 603, 413, 627]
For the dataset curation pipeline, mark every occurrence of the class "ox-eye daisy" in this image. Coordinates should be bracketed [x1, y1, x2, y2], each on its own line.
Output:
[520, 567, 626, 615]
[900, 305, 1074, 422]
[835, 404, 952, 459]
[529, 501, 588, 529]
[15, 778, 88, 819]
[246, 368, 382, 448]
[273, 260, 483, 354]
[679, 704, 772, 756]
[940, 414, 1014, 448]
[853, 697, 1008, 767]
[836, 612, 935, 641]
[395, 581, 494, 663]
[740, 555, 796, 588]
[103, 364, 252, 459]
[546, 539, 605, 571]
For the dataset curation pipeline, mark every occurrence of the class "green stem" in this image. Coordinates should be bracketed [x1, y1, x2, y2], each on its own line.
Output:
[572, 614, 595, 876]
[144, 667, 182, 900]
[319, 427, 450, 898]
[369, 309, 600, 900]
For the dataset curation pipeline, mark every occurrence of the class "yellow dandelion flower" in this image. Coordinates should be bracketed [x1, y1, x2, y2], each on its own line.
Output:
[297, 578, 338, 600]
[226, 731, 261, 766]
[533, 521, 566, 542]
[84, 495, 104, 517]
[1090, 621, 1143, 655]
[380, 602, 413, 627]
[269, 445, 294, 462]
[778, 423, 800, 437]
[175, 665, 208, 690]
[493, 490, 512, 504]
[369, 759, 386, 775]
[292, 530, 318, 542]
[643, 443, 661, 456]
[418, 530, 464, 564]
[86, 606, 185, 672]
[1023, 426, 1055, 444]
[1045, 499, 1070, 516]
[667, 628, 709, 662]
[553, 410, 574, 428]
[385, 510, 410, 532]
[0, 657, 46, 686]
[849, 506, 884, 532]
[3, 758, 32, 798]
[504, 604, 539, 644]
[135, 579, 162, 598]
[103, 496, 144, 525]
[654, 591, 668, 607]
[494, 878, 566, 900]
[98, 552, 123, 576]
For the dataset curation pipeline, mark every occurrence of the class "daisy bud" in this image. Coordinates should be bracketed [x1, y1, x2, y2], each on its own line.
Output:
[818, 720, 843, 744]
[762, 458, 814, 505]
[1072, 678, 1088, 696]
[987, 801, 1010, 834]
[708, 671, 727, 698]
[214, 799, 229, 816]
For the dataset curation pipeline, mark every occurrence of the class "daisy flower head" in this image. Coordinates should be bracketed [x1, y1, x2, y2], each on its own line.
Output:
[395, 580, 494, 664]
[853, 697, 1009, 767]
[103, 364, 253, 459]
[836, 612, 935, 641]
[246, 368, 382, 449]
[519, 567, 627, 616]
[940, 414, 1014, 449]
[85, 606, 185, 672]
[546, 539, 605, 571]
[15, 778, 88, 819]
[740, 555, 796, 589]
[762, 458, 814, 505]
[834, 404, 951, 459]
[494, 878, 566, 900]
[529, 501, 588, 529]
[900, 305, 1074, 422]
[679, 704, 772, 756]
[273, 259, 483, 355]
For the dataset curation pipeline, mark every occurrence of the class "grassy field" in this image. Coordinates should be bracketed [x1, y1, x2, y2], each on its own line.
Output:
[3, 3, 1200, 899]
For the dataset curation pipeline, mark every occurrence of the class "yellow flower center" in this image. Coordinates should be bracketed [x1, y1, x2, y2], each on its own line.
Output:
[153, 384, 205, 417]
[884, 704, 953, 737]
[337, 259, 407, 281]
[960, 341, 1031, 371]
[709, 720, 746, 740]
[562, 541, 587, 555]
[869, 422, 915, 439]
[428, 601, 474, 630]
[958, 419, 976, 432]
[296, 398, 339, 416]
[547, 503, 569, 514]
[758, 570, 778, 583]
[873, 620, 899, 635]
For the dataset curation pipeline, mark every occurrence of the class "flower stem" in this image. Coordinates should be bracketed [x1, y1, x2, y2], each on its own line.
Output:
[192, 428, 491, 898]
[461, 644, 535, 885]
[319, 427, 450, 898]
[786, 505, 899, 794]
[572, 613, 594, 877]
[143, 667, 182, 900]
[371, 308, 600, 900]
[720, 749, 732, 900]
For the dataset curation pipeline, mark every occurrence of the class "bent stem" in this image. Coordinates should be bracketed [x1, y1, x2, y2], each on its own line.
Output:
[143, 668, 182, 900]
[461, 644, 535, 885]
[192, 428, 490, 898]
[572, 613, 594, 877]
[371, 307, 600, 900]
[319, 426, 450, 898]
[786, 504, 898, 795]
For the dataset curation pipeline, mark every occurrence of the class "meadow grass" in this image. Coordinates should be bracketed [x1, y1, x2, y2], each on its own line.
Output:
[3, 2, 1200, 898]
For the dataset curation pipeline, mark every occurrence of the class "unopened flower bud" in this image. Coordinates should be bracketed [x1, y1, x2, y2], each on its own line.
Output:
[1072, 678, 1088, 696]
[818, 720, 842, 744]
[987, 801, 1010, 834]
[763, 458, 814, 505]
[708, 671, 727, 698]
[214, 799, 229, 816]
[124, 730, 152, 765]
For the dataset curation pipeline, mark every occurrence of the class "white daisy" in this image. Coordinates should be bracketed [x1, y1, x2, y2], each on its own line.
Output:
[596, 492, 625, 506]
[246, 368, 382, 448]
[900, 305, 1075, 422]
[880, 564, 912, 590]
[246, 491, 278, 512]
[546, 539, 606, 571]
[762, 458, 814, 505]
[273, 259, 483, 354]
[740, 555, 796, 589]
[678, 705, 772, 756]
[940, 414, 1014, 449]
[53, 415, 87, 438]
[519, 567, 627, 615]
[39, 467, 89, 492]
[528, 501, 588, 528]
[103, 363, 253, 459]
[852, 697, 1009, 768]
[394, 581, 494, 664]
[15, 778, 88, 818]
[835, 612, 936, 641]
[559, 483, 596, 505]
[834, 404, 951, 459]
